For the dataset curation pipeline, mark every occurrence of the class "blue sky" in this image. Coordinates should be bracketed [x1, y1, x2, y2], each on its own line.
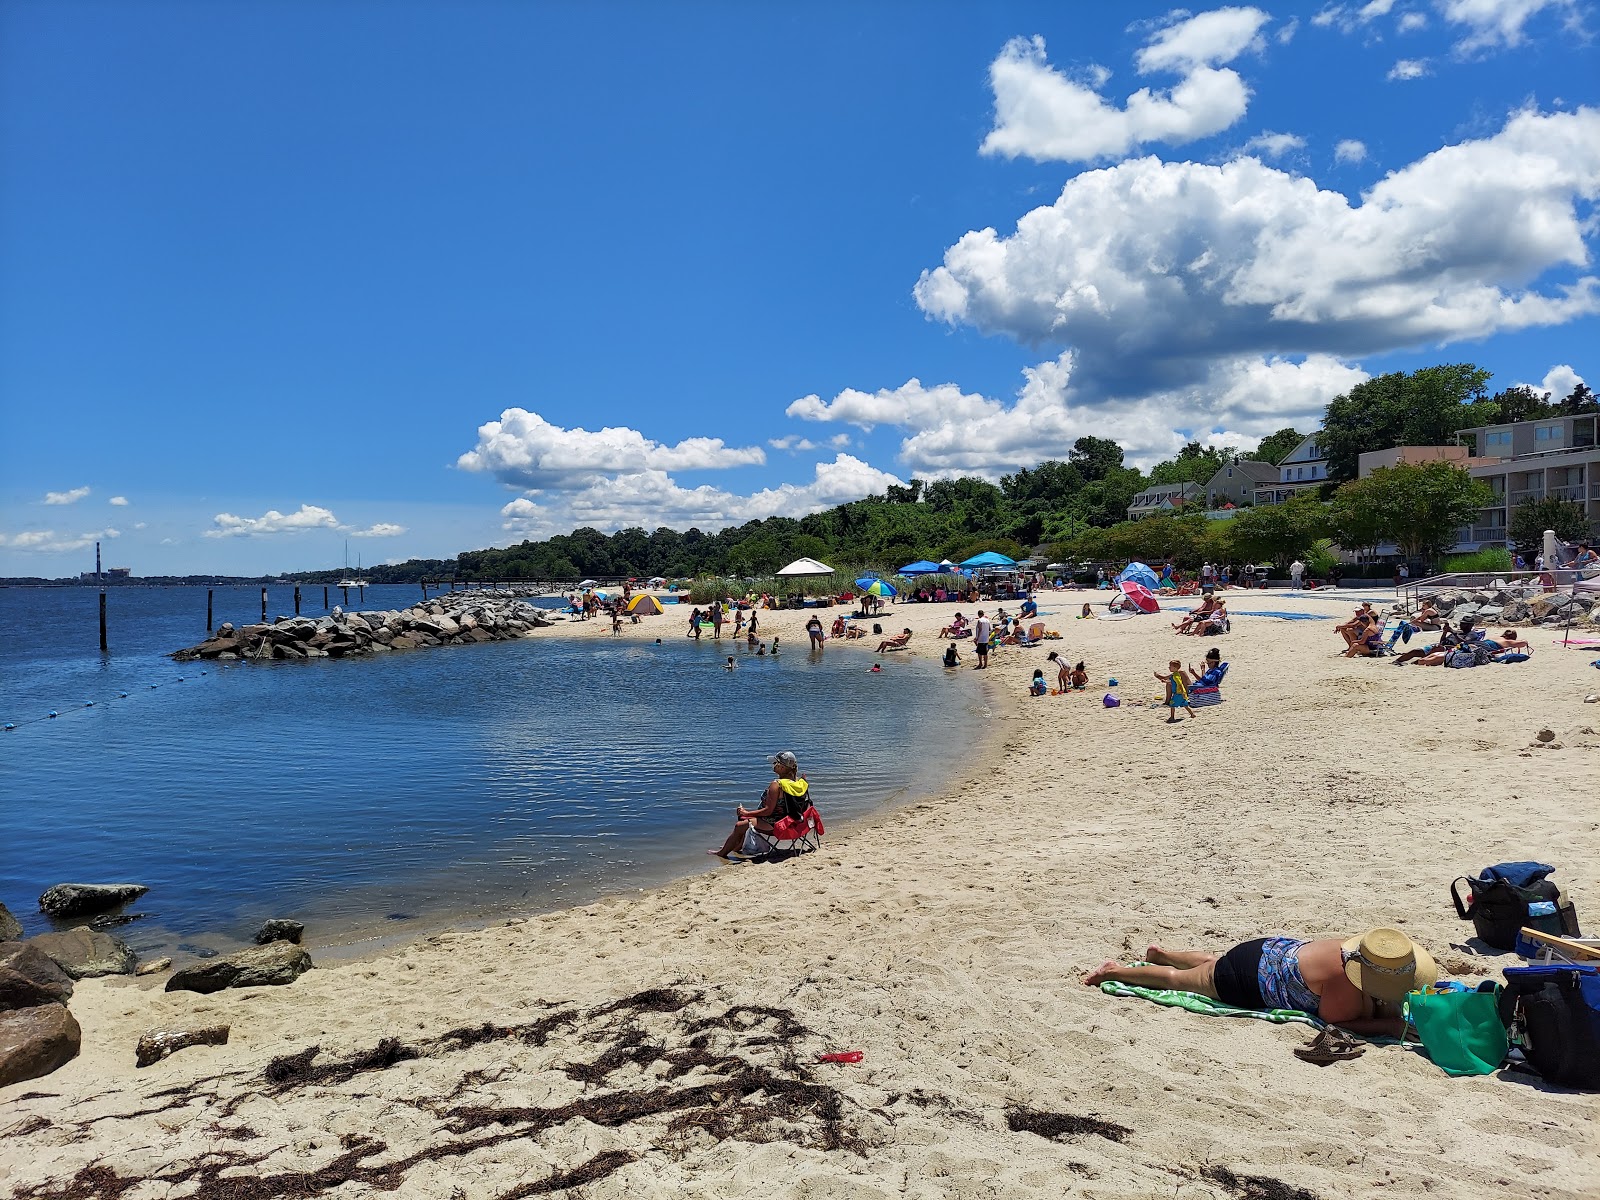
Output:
[2, 0, 1595, 576]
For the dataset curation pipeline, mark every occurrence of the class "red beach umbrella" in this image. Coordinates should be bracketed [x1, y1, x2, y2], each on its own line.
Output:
[1119, 580, 1160, 613]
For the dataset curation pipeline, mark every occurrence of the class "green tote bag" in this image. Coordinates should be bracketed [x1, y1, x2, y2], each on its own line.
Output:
[1404, 986, 1508, 1077]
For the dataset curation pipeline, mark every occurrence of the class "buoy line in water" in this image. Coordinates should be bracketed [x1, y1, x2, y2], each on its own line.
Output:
[0, 662, 245, 732]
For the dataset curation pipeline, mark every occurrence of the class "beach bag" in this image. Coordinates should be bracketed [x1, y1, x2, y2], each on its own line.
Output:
[1405, 985, 1508, 1076]
[1445, 643, 1492, 668]
[1451, 869, 1577, 951]
[1497, 964, 1600, 1087]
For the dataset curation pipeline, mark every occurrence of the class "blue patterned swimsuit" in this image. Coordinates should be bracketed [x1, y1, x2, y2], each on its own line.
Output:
[1257, 937, 1321, 1013]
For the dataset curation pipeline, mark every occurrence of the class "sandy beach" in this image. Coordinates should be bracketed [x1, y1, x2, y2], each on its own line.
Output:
[3, 588, 1597, 1200]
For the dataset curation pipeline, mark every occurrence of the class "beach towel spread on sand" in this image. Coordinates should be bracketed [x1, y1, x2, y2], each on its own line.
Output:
[1098, 980, 1322, 1027]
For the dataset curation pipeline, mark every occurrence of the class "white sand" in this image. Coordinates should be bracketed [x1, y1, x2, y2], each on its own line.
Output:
[3, 589, 1597, 1199]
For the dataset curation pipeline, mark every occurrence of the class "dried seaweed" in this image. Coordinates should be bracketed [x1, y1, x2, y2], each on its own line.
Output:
[589, 987, 696, 1018]
[1006, 1106, 1131, 1144]
[1202, 1165, 1322, 1200]
[493, 1151, 639, 1200]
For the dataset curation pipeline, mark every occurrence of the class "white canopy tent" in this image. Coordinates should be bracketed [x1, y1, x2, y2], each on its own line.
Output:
[775, 557, 835, 577]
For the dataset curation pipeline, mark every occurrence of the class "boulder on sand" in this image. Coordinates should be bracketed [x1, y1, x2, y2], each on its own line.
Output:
[0, 942, 75, 1011]
[28, 927, 139, 979]
[0, 902, 21, 943]
[0, 1003, 81, 1088]
[135, 1024, 230, 1068]
[38, 883, 149, 919]
[253, 919, 305, 945]
[165, 941, 312, 994]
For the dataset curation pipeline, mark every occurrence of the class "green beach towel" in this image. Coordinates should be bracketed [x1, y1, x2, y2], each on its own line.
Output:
[1099, 980, 1322, 1027]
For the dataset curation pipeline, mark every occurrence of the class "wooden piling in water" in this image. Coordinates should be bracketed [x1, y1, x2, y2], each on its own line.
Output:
[294, 586, 301, 615]
[207, 589, 214, 631]
[99, 590, 108, 652]
[323, 586, 329, 609]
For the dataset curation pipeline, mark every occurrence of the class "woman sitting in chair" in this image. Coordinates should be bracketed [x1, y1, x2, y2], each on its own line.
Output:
[939, 613, 969, 639]
[877, 628, 913, 653]
[710, 751, 808, 859]
[830, 615, 847, 640]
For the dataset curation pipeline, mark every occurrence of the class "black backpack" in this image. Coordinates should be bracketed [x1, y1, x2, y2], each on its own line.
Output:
[1451, 873, 1577, 952]
[1498, 964, 1600, 1087]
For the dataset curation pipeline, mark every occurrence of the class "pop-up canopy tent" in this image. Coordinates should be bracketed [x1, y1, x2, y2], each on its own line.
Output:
[776, 557, 834, 578]
[898, 559, 942, 575]
[960, 551, 1017, 569]
[625, 593, 664, 616]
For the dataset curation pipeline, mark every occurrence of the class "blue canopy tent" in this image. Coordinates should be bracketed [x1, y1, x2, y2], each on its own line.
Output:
[960, 551, 1017, 569]
[898, 560, 942, 576]
[1116, 562, 1159, 590]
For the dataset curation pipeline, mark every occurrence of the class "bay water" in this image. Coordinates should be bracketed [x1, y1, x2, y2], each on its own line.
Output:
[0, 585, 983, 960]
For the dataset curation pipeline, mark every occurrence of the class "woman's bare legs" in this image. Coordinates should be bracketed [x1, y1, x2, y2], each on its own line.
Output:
[1146, 946, 1215, 968]
[1083, 960, 1221, 996]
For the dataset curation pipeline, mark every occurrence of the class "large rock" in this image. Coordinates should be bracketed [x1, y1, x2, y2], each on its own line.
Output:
[0, 942, 74, 1011]
[28, 927, 138, 979]
[0, 1003, 81, 1087]
[0, 903, 21, 943]
[254, 919, 304, 945]
[1500, 600, 1534, 623]
[135, 1024, 230, 1068]
[165, 941, 312, 994]
[38, 883, 148, 919]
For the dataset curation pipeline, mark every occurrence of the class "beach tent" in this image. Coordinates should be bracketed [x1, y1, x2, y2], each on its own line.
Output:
[938, 559, 955, 568]
[625, 594, 664, 616]
[1119, 580, 1160, 613]
[1116, 562, 1159, 590]
[776, 557, 834, 577]
[898, 560, 942, 575]
[960, 551, 1017, 569]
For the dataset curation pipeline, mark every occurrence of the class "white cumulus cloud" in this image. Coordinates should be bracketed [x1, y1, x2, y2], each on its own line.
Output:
[1517, 363, 1586, 397]
[1438, 0, 1581, 52]
[206, 504, 341, 538]
[108, 495, 129, 506]
[1242, 130, 1306, 158]
[914, 107, 1600, 403]
[0, 527, 120, 553]
[1334, 138, 1368, 163]
[499, 455, 904, 537]
[1398, 11, 1429, 31]
[1388, 57, 1430, 78]
[456, 408, 765, 491]
[350, 523, 407, 538]
[981, 10, 1271, 163]
[43, 487, 90, 505]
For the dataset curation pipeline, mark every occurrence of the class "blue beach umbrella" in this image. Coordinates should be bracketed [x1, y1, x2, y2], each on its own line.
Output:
[856, 578, 898, 597]
[960, 551, 1017, 568]
[1116, 562, 1159, 590]
[898, 559, 942, 575]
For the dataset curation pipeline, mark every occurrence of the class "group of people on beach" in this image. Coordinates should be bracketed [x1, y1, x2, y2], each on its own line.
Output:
[1333, 601, 1532, 666]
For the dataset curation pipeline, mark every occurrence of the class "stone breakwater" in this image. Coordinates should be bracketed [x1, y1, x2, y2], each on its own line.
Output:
[171, 593, 561, 662]
[1412, 585, 1600, 628]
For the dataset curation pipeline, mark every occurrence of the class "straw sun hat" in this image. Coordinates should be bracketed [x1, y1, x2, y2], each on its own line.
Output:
[1341, 928, 1438, 1001]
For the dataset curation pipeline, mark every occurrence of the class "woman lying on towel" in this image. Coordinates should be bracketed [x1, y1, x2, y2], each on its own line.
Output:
[1084, 927, 1436, 1036]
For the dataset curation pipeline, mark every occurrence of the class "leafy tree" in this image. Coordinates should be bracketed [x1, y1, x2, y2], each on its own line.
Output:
[1321, 364, 1493, 481]
[1067, 435, 1124, 483]
[1559, 382, 1598, 415]
[1490, 386, 1555, 425]
[1147, 442, 1230, 486]
[1327, 462, 1493, 563]
[1227, 496, 1329, 567]
[1508, 496, 1590, 554]
[1253, 427, 1304, 465]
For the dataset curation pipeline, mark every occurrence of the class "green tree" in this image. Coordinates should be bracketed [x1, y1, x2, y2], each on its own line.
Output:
[1320, 364, 1493, 481]
[1328, 462, 1493, 564]
[1559, 382, 1598, 415]
[1491, 385, 1555, 425]
[1147, 441, 1230, 486]
[1067, 435, 1124, 483]
[1508, 496, 1590, 554]
[1253, 427, 1304, 465]
[1227, 496, 1329, 568]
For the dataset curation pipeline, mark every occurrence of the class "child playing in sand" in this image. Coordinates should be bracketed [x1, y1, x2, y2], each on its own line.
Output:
[1030, 668, 1048, 696]
[1070, 661, 1088, 690]
[1047, 650, 1071, 693]
[1156, 660, 1196, 722]
[1079, 603, 1093, 619]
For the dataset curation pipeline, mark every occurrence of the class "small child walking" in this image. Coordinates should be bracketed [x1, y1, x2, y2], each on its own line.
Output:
[1156, 659, 1196, 722]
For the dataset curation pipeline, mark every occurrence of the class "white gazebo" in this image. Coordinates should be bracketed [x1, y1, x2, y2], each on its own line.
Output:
[775, 557, 834, 578]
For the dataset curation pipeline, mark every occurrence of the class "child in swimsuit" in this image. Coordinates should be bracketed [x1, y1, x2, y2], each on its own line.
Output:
[1156, 660, 1196, 722]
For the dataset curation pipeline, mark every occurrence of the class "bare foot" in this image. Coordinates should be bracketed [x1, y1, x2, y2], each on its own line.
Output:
[1084, 961, 1121, 986]
[706, 850, 730, 858]
[1146, 946, 1173, 965]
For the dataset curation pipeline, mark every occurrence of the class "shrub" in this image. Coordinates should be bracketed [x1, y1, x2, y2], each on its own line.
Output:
[1441, 548, 1514, 574]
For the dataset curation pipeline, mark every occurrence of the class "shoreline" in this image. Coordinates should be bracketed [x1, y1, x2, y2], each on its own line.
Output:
[3, 591, 1597, 1198]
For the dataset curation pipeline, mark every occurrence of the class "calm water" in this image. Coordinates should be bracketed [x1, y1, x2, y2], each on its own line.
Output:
[0, 585, 983, 959]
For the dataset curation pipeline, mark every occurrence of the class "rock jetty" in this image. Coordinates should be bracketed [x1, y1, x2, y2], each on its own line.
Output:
[1411, 585, 1600, 629]
[172, 593, 560, 662]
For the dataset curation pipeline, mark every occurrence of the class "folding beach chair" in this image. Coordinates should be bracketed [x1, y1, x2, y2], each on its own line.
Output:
[745, 805, 826, 860]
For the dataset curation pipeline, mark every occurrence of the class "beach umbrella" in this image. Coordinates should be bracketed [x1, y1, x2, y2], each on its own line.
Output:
[960, 550, 1017, 568]
[898, 559, 942, 575]
[1116, 562, 1159, 590]
[856, 578, 898, 597]
[775, 557, 834, 577]
[579, 579, 598, 588]
[1119, 580, 1160, 613]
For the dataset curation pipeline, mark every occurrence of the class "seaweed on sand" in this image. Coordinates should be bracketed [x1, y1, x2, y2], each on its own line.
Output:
[1202, 1165, 1322, 1200]
[1006, 1106, 1132, 1144]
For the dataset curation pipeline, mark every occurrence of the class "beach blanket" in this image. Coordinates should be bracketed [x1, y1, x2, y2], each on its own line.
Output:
[1099, 980, 1321, 1027]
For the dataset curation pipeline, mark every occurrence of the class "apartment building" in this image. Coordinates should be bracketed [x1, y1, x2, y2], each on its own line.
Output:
[1453, 413, 1600, 548]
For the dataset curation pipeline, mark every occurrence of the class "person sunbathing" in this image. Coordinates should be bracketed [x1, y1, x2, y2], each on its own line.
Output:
[1186, 601, 1228, 636]
[843, 623, 866, 640]
[1342, 619, 1386, 657]
[1484, 628, 1530, 654]
[710, 751, 807, 859]
[876, 628, 913, 653]
[1393, 616, 1476, 665]
[1335, 604, 1377, 650]
[1172, 595, 1217, 634]
[1084, 928, 1436, 1037]
[830, 616, 847, 640]
[1412, 599, 1442, 630]
[939, 614, 969, 639]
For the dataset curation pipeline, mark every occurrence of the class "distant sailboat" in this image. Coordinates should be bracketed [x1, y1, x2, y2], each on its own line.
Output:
[337, 541, 368, 589]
